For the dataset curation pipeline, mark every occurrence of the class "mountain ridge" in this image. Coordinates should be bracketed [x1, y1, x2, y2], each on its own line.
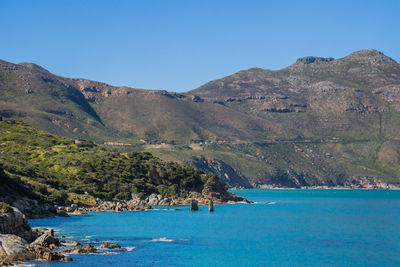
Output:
[1, 49, 400, 188]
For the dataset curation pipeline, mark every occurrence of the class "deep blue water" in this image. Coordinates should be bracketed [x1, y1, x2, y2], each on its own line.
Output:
[29, 190, 400, 266]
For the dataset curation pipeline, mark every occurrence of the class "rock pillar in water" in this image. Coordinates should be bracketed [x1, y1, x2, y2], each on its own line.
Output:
[209, 199, 214, 212]
[190, 199, 198, 211]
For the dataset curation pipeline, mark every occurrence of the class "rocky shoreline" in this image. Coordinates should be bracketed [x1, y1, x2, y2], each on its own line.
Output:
[255, 185, 400, 190]
[254, 177, 400, 190]
[0, 205, 70, 265]
[0, 205, 136, 266]
[0, 192, 250, 266]
[51, 192, 251, 216]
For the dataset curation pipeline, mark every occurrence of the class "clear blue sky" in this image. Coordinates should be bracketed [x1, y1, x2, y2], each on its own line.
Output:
[1, 0, 399, 92]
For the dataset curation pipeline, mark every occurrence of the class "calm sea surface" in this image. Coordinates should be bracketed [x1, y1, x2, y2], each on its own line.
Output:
[29, 189, 400, 266]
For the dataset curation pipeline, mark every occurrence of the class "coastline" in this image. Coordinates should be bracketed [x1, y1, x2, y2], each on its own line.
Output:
[245, 186, 400, 190]
[1, 195, 243, 266]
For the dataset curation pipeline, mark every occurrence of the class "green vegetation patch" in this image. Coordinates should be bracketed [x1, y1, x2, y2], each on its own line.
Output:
[0, 119, 228, 206]
[0, 202, 12, 213]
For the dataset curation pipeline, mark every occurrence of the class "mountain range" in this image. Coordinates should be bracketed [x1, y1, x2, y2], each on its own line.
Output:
[1, 49, 399, 188]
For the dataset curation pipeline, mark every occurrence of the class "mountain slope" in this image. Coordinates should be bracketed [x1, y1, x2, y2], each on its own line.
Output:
[1, 49, 400, 188]
[0, 61, 275, 144]
[190, 49, 400, 141]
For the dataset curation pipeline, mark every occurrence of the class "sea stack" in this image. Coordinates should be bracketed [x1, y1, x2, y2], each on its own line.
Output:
[209, 199, 214, 212]
[190, 199, 198, 211]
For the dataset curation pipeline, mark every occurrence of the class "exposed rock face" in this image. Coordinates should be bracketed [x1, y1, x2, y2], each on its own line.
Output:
[344, 176, 398, 189]
[191, 157, 252, 188]
[31, 234, 60, 248]
[0, 204, 75, 265]
[12, 198, 57, 219]
[0, 233, 72, 265]
[0, 234, 28, 255]
[295, 56, 335, 65]
[147, 193, 163, 205]
[0, 207, 35, 242]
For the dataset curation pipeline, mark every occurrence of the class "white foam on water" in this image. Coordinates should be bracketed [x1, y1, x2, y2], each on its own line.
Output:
[151, 237, 175, 242]
[227, 201, 251, 204]
[125, 246, 136, 251]
[98, 251, 120, 255]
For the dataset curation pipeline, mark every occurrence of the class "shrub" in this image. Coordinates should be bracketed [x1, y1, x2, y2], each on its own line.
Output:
[0, 202, 12, 213]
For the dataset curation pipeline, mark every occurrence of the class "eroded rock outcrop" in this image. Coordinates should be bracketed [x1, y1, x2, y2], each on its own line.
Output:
[30, 234, 60, 248]
[0, 206, 72, 265]
[0, 234, 28, 255]
[0, 207, 36, 242]
[12, 197, 57, 219]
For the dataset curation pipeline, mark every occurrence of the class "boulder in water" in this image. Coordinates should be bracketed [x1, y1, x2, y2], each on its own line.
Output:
[100, 241, 122, 249]
[209, 199, 214, 212]
[190, 199, 198, 211]
[31, 234, 60, 248]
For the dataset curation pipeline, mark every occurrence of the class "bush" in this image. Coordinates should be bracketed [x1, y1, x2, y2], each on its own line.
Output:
[0, 202, 12, 213]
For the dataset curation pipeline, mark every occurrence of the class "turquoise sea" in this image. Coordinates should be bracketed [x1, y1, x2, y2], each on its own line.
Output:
[29, 189, 400, 266]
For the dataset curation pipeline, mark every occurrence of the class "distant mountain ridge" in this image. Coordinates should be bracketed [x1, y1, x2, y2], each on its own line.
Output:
[1, 49, 400, 188]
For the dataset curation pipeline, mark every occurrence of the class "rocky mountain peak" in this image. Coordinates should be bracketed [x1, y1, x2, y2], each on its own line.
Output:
[343, 49, 397, 65]
[18, 62, 50, 73]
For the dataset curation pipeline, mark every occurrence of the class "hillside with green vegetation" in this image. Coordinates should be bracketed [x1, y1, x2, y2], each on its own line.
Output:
[1, 49, 400, 188]
[0, 118, 236, 207]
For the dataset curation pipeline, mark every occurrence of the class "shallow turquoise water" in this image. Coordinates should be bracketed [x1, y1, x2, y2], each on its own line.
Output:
[29, 189, 400, 266]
